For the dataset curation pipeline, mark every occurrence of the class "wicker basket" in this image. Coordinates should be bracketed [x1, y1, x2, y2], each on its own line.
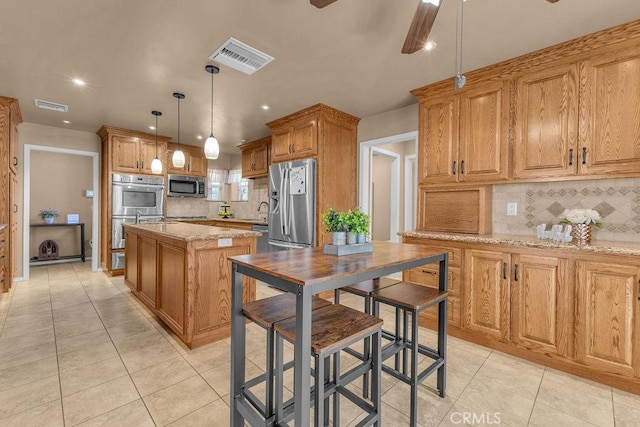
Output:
[570, 224, 592, 245]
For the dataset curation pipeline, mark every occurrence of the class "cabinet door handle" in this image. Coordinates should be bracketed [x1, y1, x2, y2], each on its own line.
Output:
[568, 148, 573, 166]
[141, 160, 144, 169]
[13, 204, 17, 213]
[421, 270, 437, 276]
[503, 262, 507, 280]
[452, 161, 456, 175]
[13, 157, 17, 166]
[582, 147, 587, 165]
[514, 263, 519, 282]
[460, 160, 465, 174]
[136, 160, 139, 169]
[638, 279, 640, 301]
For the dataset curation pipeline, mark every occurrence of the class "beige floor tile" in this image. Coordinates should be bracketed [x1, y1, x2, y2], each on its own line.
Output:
[5, 301, 51, 317]
[131, 356, 198, 397]
[0, 355, 58, 391]
[535, 372, 614, 427]
[168, 399, 229, 426]
[60, 356, 128, 396]
[528, 401, 599, 426]
[420, 362, 472, 401]
[201, 358, 263, 398]
[62, 376, 140, 426]
[143, 375, 219, 426]
[445, 344, 489, 377]
[613, 388, 640, 407]
[99, 308, 148, 328]
[58, 341, 119, 371]
[542, 368, 612, 400]
[0, 328, 56, 356]
[120, 340, 181, 373]
[106, 317, 157, 342]
[0, 341, 56, 370]
[76, 399, 155, 427]
[452, 375, 536, 427]
[183, 340, 232, 373]
[56, 328, 112, 355]
[0, 375, 60, 419]
[114, 328, 169, 355]
[439, 403, 509, 427]
[383, 380, 455, 426]
[0, 316, 54, 339]
[468, 356, 543, 401]
[614, 401, 640, 427]
[54, 318, 106, 340]
[0, 399, 64, 427]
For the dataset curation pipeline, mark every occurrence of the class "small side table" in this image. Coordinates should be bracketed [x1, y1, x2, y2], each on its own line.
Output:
[30, 223, 85, 263]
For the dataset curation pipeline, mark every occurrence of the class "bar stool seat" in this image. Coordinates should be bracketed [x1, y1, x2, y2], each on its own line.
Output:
[274, 304, 383, 427]
[373, 281, 448, 427]
[241, 293, 332, 421]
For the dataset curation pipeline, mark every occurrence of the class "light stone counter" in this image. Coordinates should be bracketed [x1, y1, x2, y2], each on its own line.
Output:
[125, 222, 261, 242]
[400, 230, 640, 257]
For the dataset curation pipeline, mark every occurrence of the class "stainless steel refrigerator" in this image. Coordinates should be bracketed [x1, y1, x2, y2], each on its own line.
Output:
[268, 158, 316, 250]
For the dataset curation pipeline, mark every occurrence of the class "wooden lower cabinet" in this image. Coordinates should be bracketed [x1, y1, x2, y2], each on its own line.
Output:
[510, 254, 573, 358]
[576, 260, 640, 378]
[463, 249, 511, 342]
[157, 242, 186, 334]
[403, 236, 640, 393]
[138, 236, 157, 309]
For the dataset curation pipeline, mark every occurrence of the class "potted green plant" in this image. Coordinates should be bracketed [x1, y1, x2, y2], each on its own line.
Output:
[38, 208, 60, 224]
[322, 208, 348, 245]
[347, 207, 370, 244]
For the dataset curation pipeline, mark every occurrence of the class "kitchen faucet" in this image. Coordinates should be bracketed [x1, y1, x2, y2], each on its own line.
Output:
[257, 201, 269, 212]
[135, 212, 141, 224]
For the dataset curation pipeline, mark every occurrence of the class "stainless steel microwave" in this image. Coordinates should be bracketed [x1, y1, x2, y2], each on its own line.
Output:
[167, 174, 206, 198]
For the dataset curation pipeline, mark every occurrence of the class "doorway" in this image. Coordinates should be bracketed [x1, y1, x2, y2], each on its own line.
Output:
[23, 145, 100, 280]
[359, 131, 418, 243]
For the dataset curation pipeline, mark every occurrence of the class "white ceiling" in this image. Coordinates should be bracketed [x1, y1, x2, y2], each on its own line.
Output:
[1, 0, 639, 154]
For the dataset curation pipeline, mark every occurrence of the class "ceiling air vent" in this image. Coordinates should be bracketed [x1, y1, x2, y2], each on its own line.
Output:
[34, 99, 69, 113]
[209, 37, 274, 75]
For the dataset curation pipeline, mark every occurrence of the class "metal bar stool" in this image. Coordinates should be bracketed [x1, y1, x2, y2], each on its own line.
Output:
[242, 293, 332, 423]
[274, 303, 383, 426]
[372, 281, 448, 427]
[333, 277, 399, 397]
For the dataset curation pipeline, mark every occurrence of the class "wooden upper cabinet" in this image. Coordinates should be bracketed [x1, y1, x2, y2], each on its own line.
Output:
[240, 136, 270, 178]
[269, 118, 318, 163]
[9, 118, 17, 174]
[166, 143, 207, 177]
[418, 94, 457, 184]
[112, 136, 140, 173]
[579, 46, 640, 176]
[513, 64, 578, 179]
[576, 259, 640, 378]
[510, 254, 573, 358]
[417, 81, 508, 184]
[458, 81, 509, 182]
[463, 249, 511, 342]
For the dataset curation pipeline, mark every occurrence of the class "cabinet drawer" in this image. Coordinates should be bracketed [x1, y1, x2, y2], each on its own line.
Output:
[408, 245, 461, 267]
[404, 265, 461, 296]
[419, 296, 461, 328]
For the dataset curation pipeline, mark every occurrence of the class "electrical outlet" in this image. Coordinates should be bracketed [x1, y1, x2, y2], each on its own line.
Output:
[506, 202, 518, 216]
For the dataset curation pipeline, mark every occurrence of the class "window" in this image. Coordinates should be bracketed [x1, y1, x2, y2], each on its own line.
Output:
[237, 180, 249, 201]
[207, 168, 228, 201]
[227, 168, 249, 201]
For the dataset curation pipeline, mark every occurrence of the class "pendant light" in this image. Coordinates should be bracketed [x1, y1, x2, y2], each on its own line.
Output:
[172, 92, 186, 168]
[150, 110, 163, 174]
[204, 65, 220, 159]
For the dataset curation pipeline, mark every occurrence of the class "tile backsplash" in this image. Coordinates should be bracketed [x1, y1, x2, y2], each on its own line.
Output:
[493, 178, 640, 243]
[166, 178, 270, 220]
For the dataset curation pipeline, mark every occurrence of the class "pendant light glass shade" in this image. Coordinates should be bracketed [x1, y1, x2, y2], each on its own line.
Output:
[204, 134, 219, 159]
[204, 65, 220, 159]
[151, 110, 163, 174]
[172, 92, 186, 168]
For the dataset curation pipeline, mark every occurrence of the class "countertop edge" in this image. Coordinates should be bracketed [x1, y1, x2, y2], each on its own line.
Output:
[125, 222, 261, 241]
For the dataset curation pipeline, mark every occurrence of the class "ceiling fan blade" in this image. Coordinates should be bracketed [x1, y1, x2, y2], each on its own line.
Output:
[402, 1, 441, 54]
[310, 0, 339, 8]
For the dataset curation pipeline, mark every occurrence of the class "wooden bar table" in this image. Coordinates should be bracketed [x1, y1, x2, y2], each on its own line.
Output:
[229, 240, 448, 426]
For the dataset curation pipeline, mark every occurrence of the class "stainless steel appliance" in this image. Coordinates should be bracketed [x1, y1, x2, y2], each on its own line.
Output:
[167, 174, 206, 198]
[251, 224, 270, 253]
[112, 173, 164, 216]
[268, 158, 316, 250]
[111, 215, 164, 249]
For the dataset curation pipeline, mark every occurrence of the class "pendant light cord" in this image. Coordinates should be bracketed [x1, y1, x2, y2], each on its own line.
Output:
[155, 114, 158, 158]
[177, 97, 181, 149]
[210, 69, 214, 136]
[455, 0, 464, 79]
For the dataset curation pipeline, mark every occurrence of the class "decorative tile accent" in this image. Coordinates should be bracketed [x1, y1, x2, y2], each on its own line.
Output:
[493, 178, 640, 243]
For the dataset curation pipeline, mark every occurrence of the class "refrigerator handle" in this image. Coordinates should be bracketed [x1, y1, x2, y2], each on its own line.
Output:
[282, 168, 290, 236]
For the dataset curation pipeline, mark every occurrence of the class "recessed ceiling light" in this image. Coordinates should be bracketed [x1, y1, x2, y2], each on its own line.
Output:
[72, 78, 86, 86]
[424, 41, 437, 51]
[62, 120, 71, 124]
[241, 139, 246, 143]
[197, 135, 203, 140]
[149, 126, 156, 130]
[261, 105, 270, 111]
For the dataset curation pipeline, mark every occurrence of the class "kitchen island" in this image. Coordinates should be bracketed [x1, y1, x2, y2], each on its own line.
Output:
[124, 222, 259, 349]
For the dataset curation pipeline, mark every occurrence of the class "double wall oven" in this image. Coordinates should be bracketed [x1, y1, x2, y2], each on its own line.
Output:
[111, 174, 164, 269]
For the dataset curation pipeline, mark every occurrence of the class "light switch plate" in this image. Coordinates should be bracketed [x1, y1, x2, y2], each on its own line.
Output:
[218, 238, 232, 247]
[506, 202, 518, 216]
[85, 190, 94, 198]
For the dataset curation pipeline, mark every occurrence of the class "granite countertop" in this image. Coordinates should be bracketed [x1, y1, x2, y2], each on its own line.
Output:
[125, 222, 261, 241]
[400, 230, 640, 256]
[168, 216, 268, 225]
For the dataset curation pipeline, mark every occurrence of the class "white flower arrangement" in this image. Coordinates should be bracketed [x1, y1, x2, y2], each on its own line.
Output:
[559, 208, 602, 227]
